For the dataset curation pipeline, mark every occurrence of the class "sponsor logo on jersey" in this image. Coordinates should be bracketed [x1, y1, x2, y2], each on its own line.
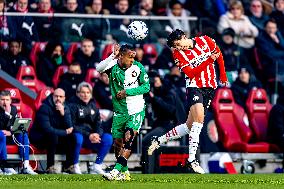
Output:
[124, 79, 138, 88]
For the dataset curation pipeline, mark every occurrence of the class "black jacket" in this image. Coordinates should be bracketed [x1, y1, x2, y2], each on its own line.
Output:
[69, 96, 103, 137]
[231, 78, 262, 109]
[0, 105, 17, 130]
[93, 80, 113, 110]
[74, 50, 100, 75]
[31, 95, 72, 137]
[267, 95, 284, 149]
[58, 73, 84, 101]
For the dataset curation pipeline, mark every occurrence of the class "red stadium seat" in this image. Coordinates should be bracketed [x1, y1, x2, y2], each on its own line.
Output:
[29, 42, 47, 68]
[85, 68, 100, 87]
[4, 88, 34, 118]
[212, 88, 270, 152]
[101, 44, 114, 60]
[52, 65, 68, 88]
[66, 42, 81, 64]
[34, 88, 54, 110]
[246, 89, 280, 152]
[16, 66, 46, 93]
[143, 44, 158, 64]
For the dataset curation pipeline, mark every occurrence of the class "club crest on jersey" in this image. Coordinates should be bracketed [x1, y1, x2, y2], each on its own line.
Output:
[132, 71, 137, 77]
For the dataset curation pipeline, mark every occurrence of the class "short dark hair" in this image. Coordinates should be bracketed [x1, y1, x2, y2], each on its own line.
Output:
[0, 90, 11, 97]
[264, 18, 277, 27]
[119, 44, 135, 55]
[169, 0, 183, 9]
[167, 29, 185, 48]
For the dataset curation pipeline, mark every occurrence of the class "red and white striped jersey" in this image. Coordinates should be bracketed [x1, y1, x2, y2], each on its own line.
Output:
[173, 35, 227, 89]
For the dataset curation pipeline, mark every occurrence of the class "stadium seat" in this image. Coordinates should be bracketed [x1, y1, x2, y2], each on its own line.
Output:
[143, 44, 158, 64]
[246, 88, 280, 152]
[85, 68, 100, 87]
[212, 88, 270, 152]
[4, 88, 34, 118]
[0, 41, 8, 50]
[101, 44, 114, 60]
[29, 42, 47, 68]
[34, 88, 54, 110]
[52, 65, 68, 88]
[66, 42, 81, 64]
[16, 66, 46, 93]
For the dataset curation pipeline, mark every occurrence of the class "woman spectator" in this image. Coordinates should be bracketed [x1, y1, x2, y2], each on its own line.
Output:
[217, 0, 259, 49]
[248, 0, 269, 31]
[36, 41, 67, 87]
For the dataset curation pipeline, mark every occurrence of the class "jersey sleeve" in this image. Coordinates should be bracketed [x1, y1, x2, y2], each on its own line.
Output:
[173, 50, 214, 80]
[96, 53, 117, 73]
[125, 63, 150, 96]
[204, 36, 228, 83]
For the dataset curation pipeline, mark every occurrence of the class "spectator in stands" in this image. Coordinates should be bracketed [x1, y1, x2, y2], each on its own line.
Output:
[2, 39, 31, 77]
[217, 0, 259, 49]
[0, 0, 13, 41]
[142, 71, 186, 173]
[164, 65, 186, 103]
[109, 0, 131, 42]
[154, 45, 174, 74]
[231, 67, 262, 109]
[270, 0, 284, 37]
[58, 62, 84, 100]
[37, 41, 67, 87]
[59, 0, 82, 13]
[0, 90, 37, 175]
[166, 0, 191, 37]
[131, 0, 153, 15]
[85, 0, 110, 41]
[30, 88, 76, 174]
[255, 19, 284, 81]
[34, 0, 55, 42]
[74, 38, 100, 75]
[267, 84, 284, 150]
[134, 44, 151, 71]
[8, 0, 39, 55]
[218, 28, 249, 84]
[93, 73, 112, 110]
[69, 82, 113, 174]
[248, 0, 269, 31]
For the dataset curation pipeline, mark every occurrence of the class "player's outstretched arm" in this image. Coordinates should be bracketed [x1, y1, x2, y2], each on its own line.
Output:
[96, 44, 120, 73]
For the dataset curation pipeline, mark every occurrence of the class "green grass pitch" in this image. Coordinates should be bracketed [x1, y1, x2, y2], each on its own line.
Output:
[1, 174, 284, 189]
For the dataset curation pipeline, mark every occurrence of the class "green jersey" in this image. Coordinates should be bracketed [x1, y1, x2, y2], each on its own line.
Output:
[96, 53, 150, 115]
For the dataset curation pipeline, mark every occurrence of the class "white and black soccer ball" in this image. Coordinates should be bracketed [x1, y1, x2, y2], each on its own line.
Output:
[127, 21, 148, 40]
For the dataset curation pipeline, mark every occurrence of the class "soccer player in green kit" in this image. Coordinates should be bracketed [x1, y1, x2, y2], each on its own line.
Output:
[96, 44, 150, 181]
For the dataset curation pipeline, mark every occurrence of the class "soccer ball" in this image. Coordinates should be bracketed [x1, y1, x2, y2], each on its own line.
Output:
[127, 21, 148, 40]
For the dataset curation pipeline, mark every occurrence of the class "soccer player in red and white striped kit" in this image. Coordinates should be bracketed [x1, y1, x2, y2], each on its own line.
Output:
[148, 29, 228, 174]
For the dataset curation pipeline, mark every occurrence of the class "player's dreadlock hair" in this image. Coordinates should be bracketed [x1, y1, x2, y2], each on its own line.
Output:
[119, 44, 135, 55]
[167, 29, 186, 48]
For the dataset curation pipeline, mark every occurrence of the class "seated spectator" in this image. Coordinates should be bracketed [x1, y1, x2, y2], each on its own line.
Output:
[267, 84, 284, 150]
[218, 28, 249, 84]
[270, 0, 284, 37]
[34, 0, 55, 42]
[29, 88, 77, 174]
[154, 45, 174, 75]
[256, 19, 284, 81]
[37, 41, 67, 87]
[74, 38, 100, 75]
[93, 73, 112, 110]
[69, 82, 113, 174]
[2, 40, 31, 77]
[85, 0, 110, 41]
[217, 0, 259, 50]
[8, 0, 39, 55]
[0, 0, 13, 41]
[231, 67, 262, 109]
[0, 90, 37, 175]
[166, 0, 191, 37]
[248, 0, 269, 31]
[58, 62, 84, 100]
[134, 44, 151, 72]
[142, 71, 186, 173]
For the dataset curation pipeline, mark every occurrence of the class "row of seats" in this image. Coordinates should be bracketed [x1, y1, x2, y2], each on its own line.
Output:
[1, 42, 159, 69]
[212, 88, 280, 153]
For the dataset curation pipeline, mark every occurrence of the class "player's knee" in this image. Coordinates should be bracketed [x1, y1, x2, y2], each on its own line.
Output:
[124, 128, 135, 150]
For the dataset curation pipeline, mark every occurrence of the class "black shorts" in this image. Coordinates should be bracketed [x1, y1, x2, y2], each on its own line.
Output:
[185, 87, 215, 115]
